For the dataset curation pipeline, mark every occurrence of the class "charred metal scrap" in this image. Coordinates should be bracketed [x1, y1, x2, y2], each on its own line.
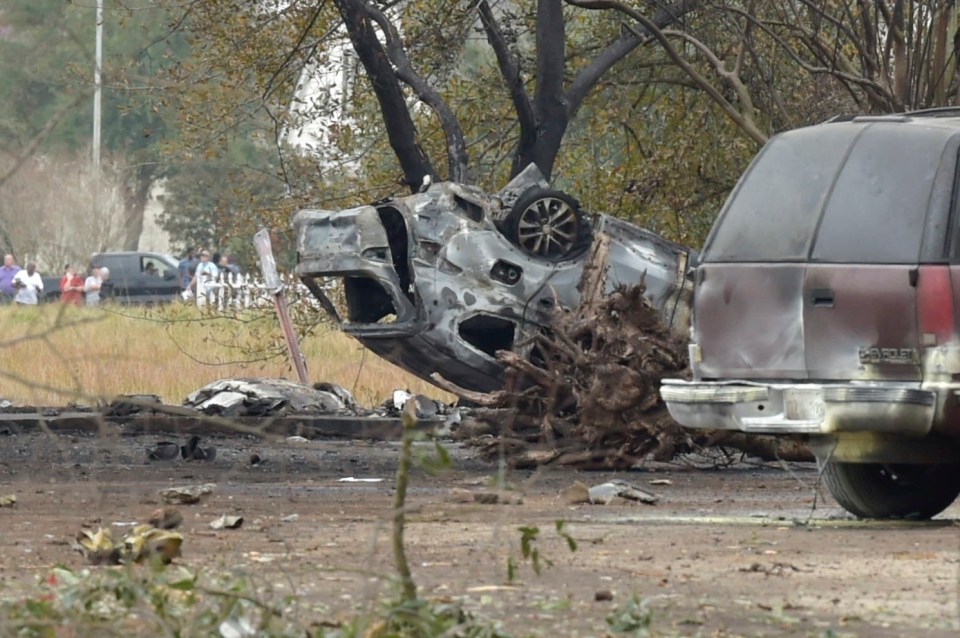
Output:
[293, 165, 694, 393]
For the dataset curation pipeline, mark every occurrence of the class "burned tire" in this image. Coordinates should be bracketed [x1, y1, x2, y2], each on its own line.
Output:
[823, 461, 960, 519]
[503, 187, 590, 261]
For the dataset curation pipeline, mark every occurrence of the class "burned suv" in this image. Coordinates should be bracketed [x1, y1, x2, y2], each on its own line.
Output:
[662, 109, 960, 519]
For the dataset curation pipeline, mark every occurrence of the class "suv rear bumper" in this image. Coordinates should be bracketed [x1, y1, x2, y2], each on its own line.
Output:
[661, 380, 935, 436]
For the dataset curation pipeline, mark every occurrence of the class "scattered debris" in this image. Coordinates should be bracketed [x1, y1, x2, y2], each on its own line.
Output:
[181, 435, 216, 461]
[313, 382, 358, 410]
[739, 562, 803, 576]
[588, 480, 659, 505]
[75, 527, 120, 565]
[147, 441, 180, 461]
[124, 525, 183, 564]
[448, 488, 522, 505]
[210, 515, 244, 530]
[184, 378, 356, 417]
[147, 436, 216, 461]
[0, 494, 17, 508]
[159, 483, 216, 505]
[337, 477, 384, 483]
[148, 507, 183, 530]
[560, 481, 590, 505]
[76, 525, 182, 565]
[649, 479, 673, 486]
[449, 275, 813, 468]
[286, 435, 309, 443]
[280, 514, 299, 522]
[104, 394, 163, 417]
[384, 390, 447, 419]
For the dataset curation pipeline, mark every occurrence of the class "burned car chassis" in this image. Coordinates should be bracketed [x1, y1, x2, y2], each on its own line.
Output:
[294, 167, 692, 394]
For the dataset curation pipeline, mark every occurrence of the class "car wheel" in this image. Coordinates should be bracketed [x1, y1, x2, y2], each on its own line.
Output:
[503, 187, 589, 261]
[823, 461, 960, 519]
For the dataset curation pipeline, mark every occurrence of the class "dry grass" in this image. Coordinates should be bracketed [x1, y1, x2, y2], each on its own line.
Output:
[0, 303, 451, 407]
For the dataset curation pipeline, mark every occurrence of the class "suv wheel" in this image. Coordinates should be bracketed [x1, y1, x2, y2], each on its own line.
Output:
[823, 461, 960, 519]
[503, 187, 589, 261]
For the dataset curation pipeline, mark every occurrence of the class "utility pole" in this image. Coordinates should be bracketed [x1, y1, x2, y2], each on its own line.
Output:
[93, 0, 103, 184]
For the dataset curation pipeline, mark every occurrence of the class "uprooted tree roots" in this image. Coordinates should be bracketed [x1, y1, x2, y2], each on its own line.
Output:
[435, 241, 811, 469]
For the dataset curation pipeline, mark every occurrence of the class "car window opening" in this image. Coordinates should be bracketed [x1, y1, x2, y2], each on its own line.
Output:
[458, 315, 516, 358]
[377, 207, 414, 301]
[343, 276, 398, 324]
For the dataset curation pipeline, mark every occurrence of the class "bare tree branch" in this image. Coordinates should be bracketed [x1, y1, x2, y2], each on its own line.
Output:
[565, 0, 701, 114]
[333, 0, 438, 190]
[477, 0, 537, 177]
[363, 2, 469, 182]
[567, 0, 767, 144]
[0, 92, 89, 190]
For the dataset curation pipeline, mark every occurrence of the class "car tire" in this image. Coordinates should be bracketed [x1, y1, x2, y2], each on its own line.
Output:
[823, 461, 960, 519]
[503, 187, 591, 261]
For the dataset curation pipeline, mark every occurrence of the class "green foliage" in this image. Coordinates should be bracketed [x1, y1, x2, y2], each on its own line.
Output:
[606, 595, 654, 636]
[0, 0, 185, 156]
[0, 563, 511, 638]
[507, 520, 578, 583]
[158, 136, 291, 263]
[0, 564, 296, 638]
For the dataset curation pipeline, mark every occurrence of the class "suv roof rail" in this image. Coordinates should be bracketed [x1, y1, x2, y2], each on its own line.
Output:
[903, 106, 960, 118]
[823, 114, 859, 123]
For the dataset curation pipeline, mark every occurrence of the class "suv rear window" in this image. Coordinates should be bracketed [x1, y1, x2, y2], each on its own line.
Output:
[704, 126, 860, 262]
[810, 125, 948, 263]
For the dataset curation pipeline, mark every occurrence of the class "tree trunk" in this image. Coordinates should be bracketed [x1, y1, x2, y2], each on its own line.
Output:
[335, 0, 438, 191]
[120, 164, 154, 251]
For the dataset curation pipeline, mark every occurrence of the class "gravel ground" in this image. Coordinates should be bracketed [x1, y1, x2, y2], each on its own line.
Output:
[0, 430, 957, 636]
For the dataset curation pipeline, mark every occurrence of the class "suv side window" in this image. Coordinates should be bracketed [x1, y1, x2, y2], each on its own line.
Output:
[704, 126, 860, 262]
[811, 125, 948, 264]
[140, 256, 171, 278]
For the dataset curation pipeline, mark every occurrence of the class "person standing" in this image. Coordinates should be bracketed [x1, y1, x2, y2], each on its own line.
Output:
[84, 266, 103, 306]
[59, 265, 85, 306]
[190, 250, 219, 305]
[11, 262, 43, 305]
[0, 254, 20, 303]
[178, 249, 197, 291]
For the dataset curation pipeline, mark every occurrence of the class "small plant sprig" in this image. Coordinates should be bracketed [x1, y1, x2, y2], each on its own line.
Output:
[506, 520, 578, 583]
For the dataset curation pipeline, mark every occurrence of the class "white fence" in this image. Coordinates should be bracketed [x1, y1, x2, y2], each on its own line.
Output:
[190, 272, 327, 311]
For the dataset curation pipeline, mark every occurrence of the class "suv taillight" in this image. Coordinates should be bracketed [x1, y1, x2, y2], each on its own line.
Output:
[917, 265, 955, 344]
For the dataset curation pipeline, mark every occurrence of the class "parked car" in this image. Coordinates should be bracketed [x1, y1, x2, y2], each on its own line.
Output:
[293, 165, 694, 394]
[88, 252, 182, 304]
[40, 274, 62, 302]
[661, 108, 960, 519]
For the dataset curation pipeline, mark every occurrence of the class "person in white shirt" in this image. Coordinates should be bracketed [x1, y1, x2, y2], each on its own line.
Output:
[84, 266, 103, 306]
[190, 250, 219, 305]
[11, 262, 43, 305]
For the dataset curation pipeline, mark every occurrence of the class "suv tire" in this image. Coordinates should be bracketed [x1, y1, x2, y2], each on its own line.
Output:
[503, 187, 590, 261]
[823, 461, 960, 519]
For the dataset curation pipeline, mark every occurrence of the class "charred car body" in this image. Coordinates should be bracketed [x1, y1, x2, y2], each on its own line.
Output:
[662, 109, 960, 519]
[294, 166, 693, 394]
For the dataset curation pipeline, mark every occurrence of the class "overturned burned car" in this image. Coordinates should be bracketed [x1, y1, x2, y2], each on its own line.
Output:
[293, 166, 693, 393]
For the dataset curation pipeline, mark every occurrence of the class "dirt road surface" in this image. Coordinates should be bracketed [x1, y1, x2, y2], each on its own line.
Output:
[0, 431, 957, 636]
